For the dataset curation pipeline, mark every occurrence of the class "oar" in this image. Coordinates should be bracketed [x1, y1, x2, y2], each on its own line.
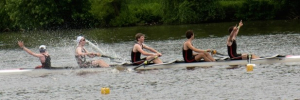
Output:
[133, 56, 158, 70]
[209, 50, 230, 60]
[211, 50, 227, 56]
[101, 55, 123, 60]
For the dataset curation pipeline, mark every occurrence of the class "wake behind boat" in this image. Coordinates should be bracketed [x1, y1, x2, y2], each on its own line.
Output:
[0, 68, 34, 73]
[0, 67, 113, 75]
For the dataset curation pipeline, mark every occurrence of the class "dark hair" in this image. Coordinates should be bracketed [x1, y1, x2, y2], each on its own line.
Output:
[185, 30, 194, 39]
[135, 33, 145, 41]
[228, 26, 235, 33]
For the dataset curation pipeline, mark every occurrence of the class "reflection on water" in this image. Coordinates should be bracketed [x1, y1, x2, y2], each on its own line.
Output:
[0, 20, 300, 99]
[1, 20, 300, 49]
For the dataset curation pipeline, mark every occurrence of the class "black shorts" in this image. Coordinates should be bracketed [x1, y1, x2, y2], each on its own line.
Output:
[230, 54, 242, 60]
[132, 58, 147, 65]
[184, 56, 197, 63]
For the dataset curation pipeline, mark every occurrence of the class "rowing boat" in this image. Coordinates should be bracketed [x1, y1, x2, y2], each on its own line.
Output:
[1, 55, 300, 74]
[126, 55, 300, 70]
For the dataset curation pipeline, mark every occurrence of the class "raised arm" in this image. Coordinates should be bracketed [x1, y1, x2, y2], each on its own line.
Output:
[228, 20, 243, 42]
[228, 26, 238, 41]
[76, 47, 92, 56]
[236, 20, 243, 36]
[18, 41, 41, 57]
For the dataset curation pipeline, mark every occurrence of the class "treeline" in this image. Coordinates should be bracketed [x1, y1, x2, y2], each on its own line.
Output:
[0, 0, 299, 31]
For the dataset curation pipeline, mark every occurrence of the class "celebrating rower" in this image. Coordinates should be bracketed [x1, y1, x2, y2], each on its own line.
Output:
[131, 33, 163, 64]
[18, 41, 51, 69]
[75, 36, 109, 68]
[227, 20, 259, 60]
[182, 30, 215, 62]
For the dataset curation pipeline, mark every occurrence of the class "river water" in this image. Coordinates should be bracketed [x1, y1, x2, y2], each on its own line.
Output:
[1, 20, 300, 99]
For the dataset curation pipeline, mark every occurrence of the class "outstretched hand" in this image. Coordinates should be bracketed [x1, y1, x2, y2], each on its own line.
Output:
[239, 20, 243, 27]
[18, 41, 25, 48]
[87, 52, 101, 57]
[93, 53, 101, 57]
[156, 52, 162, 57]
[206, 49, 212, 52]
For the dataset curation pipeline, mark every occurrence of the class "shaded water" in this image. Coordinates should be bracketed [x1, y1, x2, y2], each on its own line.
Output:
[1, 20, 300, 99]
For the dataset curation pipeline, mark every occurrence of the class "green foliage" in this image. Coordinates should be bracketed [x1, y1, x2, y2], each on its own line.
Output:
[90, 0, 162, 27]
[272, 0, 300, 19]
[1, 0, 300, 31]
[235, 0, 276, 20]
[4, 0, 92, 30]
[89, 0, 123, 26]
[220, 0, 300, 20]
[219, 1, 244, 20]
[5, 0, 58, 29]
[127, 1, 162, 25]
[162, 0, 225, 24]
[161, 0, 184, 23]
[0, 0, 13, 31]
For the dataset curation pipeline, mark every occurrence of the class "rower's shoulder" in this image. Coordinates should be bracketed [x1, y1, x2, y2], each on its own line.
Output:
[184, 40, 192, 45]
[76, 46, 84, 50]
[133, 43, 141, 48]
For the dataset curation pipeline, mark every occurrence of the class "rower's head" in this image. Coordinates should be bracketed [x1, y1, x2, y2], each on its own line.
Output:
[228, 26, 235, 33]
[39, 45, 46, 53]
[135, 33, 145, 42]
[77, 36, 86, 45]
[186, 30, 194, 39]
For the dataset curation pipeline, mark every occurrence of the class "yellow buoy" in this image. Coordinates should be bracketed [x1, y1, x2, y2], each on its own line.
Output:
[246, 64, 255, 72]
[101, 87, 110, 94]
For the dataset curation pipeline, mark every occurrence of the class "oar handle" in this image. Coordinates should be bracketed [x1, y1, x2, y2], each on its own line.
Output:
[133, 56, 158, 70]
[101, 55, 117, 59]
[101, 55, 111, 58]
[208, 49, 227, 56]
[212, 50, 217, 54]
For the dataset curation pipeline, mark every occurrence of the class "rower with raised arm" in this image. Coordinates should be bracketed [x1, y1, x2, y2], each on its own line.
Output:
[131, 33, 163, 64]
[18, 41, 51, 69]
[227, 20, 259, 60]
[182, 30, 215, 62]
[75, 36, 109, 68]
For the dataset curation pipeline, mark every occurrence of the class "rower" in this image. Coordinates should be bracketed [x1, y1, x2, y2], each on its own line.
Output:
[227, 20, 259, 60]
[18, 41, 51, 69]
[182, 30, 215, 62]
[131, 33, 163, 65]
[75, 36, 109, 68]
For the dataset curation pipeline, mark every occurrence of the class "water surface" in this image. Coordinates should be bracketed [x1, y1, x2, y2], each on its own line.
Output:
[0, 20, 300, 99]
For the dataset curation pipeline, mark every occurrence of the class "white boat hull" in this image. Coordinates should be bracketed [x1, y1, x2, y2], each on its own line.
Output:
[133, 55, 300, 70]
[0, 68, 34, 73]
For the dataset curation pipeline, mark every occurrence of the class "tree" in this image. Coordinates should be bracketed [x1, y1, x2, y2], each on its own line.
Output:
[0, 0, 12, 31]
[5, 0, 93, 30]
[161, 0, 225, 24]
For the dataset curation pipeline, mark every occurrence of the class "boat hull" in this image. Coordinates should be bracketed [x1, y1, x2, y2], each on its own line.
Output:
[1, 55, 300, 74]
[133, 55, 300, 70]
